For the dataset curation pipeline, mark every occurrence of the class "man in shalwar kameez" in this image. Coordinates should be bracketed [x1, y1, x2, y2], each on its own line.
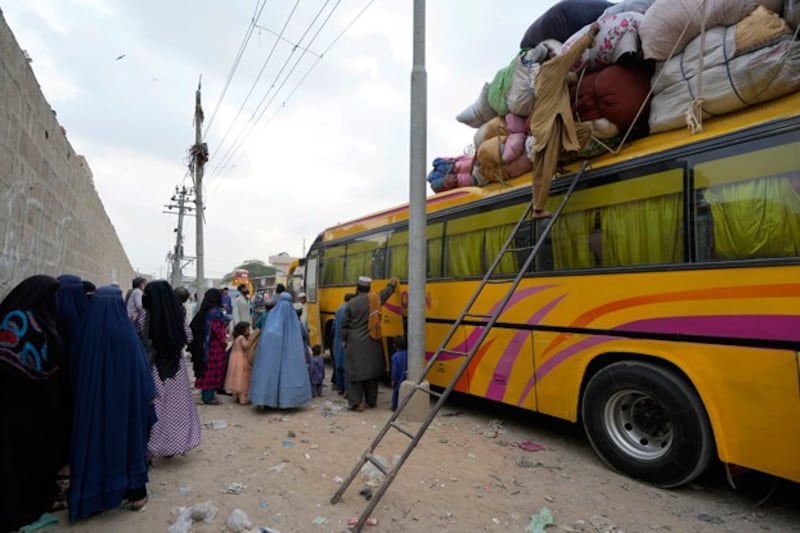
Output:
[342, 276, 398, 411]
[529, 22, 600, 217]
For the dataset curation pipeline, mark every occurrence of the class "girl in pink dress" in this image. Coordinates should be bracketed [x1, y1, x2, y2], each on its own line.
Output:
[225, 322, 252, 405]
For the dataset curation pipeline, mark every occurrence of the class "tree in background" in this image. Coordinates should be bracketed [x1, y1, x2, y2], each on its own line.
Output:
[222, 260, 277, 285]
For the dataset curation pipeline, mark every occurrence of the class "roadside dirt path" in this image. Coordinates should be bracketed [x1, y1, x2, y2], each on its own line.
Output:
[51, 372, 799, 533]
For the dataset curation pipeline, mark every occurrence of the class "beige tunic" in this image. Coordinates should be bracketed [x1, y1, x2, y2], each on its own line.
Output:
[529, 25, 599, 211]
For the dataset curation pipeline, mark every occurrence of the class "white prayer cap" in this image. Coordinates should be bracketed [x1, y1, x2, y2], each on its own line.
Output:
[357, 276, 372, 288]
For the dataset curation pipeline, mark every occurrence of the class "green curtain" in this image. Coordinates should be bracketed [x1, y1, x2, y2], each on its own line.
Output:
[484, 224, 518, 274]
[322, 250, 345, 286]
[446, 232, 483, 277]
[704, 175, 800, 259]
[344, 252, 370, 284]
[428, 238, 443, 278]
[388, 244, 409, 279]
[601, 193, 683, 267]
[552, 210, 596, 270]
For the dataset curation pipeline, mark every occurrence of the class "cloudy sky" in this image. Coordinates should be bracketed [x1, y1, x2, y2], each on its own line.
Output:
[2, 0, 554, 279]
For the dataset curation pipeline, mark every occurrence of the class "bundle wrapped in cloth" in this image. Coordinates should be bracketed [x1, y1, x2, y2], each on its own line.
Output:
[427, 156, 475, 193]
[561, 11, 645, 72]
[474, 134, 533, 185]
[520, 0, 612, 48]
[639, 0, 784, 60]
[649, 6, 799, 133]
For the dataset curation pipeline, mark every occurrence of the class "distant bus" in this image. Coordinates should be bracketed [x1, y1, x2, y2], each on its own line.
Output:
[231, 269, 253, 296]
[301, 91, 800, 488]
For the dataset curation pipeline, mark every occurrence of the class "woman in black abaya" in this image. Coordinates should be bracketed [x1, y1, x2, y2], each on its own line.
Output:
[0, 275, 70, 531]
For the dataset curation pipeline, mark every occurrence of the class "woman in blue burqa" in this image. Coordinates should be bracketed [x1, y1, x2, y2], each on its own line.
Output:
[0, 275, 71, 531]
[50, 274, 90, 510]
[249, 292, 312, 409]
[69, 285, 156, 520]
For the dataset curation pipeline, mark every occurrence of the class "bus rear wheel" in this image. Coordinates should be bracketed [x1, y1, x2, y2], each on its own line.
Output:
[581, 361, 714, 488]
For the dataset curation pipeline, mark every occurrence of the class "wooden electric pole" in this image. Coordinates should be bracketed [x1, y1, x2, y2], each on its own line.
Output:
[191, 76, 208, 302]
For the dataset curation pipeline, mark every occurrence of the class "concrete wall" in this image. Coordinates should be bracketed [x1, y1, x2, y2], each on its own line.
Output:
[0, 11, 134, 299]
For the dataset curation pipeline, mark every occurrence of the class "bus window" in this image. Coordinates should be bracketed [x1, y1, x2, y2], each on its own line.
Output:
[387, 229, 408, 280]
[545, 168, 685, 269]
[345, 233, 388, 284]
[321, 245, 345, 286]
[550, 209, 597, 271]
[483, 204, 526, 274]
[305, 256, 318, 302]
[445, 213, 484, 277]
[428, 223, 444, 278]
[599, 191, 683, 267]
[694, 141, 800, 261]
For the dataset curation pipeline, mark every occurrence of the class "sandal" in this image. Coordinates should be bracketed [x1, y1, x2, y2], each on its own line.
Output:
[122, 497, 148, 512]
[51, 473, 70, 511]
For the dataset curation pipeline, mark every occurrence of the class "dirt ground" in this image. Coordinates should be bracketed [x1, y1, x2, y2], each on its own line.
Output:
[49, 362, 800, 533]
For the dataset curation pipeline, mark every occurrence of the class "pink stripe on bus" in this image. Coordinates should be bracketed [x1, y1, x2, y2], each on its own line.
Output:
[485, 294, 567, 402]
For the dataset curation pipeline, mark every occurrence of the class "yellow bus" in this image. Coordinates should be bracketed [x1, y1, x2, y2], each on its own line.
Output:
[302, 91, 800, 488]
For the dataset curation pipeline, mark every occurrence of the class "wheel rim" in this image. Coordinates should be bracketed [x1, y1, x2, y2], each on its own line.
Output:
[604, 389, 673, 461]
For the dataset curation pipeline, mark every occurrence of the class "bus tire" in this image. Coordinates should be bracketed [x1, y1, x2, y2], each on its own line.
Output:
[581, 360, 714, 488]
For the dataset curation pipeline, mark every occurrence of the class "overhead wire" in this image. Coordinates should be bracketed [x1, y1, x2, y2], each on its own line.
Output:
[261, 0, 377, 130]
[208, 0, 337, 181]
[209, 0, 348, 181]
[208, 0, 301, 165]
[203, 0, 268, 139]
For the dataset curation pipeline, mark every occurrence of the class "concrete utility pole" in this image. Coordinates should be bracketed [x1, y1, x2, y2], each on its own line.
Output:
[191, 76, 209, 302]
[164, 186, 194, 287]
[398, 0, 429, 423]
[407, 0, 427, 382]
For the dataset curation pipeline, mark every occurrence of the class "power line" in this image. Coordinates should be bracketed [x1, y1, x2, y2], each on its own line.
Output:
[261, 0, 378, 130]
[203, 0, 268, 138]
[209, 0, 301, 168]
[210, 0, 344, 180]
[253, 22, 321, 58]
[209, 0, 336, 180]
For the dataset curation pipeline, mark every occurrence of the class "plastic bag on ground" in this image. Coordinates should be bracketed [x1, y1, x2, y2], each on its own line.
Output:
[227, 508, 253, 532]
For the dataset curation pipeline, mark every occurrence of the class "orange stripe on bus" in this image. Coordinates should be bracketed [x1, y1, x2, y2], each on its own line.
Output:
[540, 284, 800, 359]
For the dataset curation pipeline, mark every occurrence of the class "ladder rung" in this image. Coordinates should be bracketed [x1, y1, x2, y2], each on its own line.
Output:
[366, 454, 389, 476]
[464, 312, 493, 319]
[415, 384, 442, 398]
[390, 422, 415, 439]
[440, 350, 469, 358]
[505, 246, 534, 254]
[485, 279, 514, 284]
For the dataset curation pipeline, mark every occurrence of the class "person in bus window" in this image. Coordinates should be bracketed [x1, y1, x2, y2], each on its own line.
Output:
[342, 276, 398, 412]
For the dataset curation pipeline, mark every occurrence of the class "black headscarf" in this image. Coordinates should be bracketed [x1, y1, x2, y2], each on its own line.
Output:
[143, 280, 187, 381]
[188, 288, 223, 377]
[0, 276, 68, 531]
[0, 275, 63, 381]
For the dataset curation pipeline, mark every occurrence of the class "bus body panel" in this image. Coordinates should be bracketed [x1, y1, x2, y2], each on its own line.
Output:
[425, 322, 470, 393]
[303, 91, 800, 484]
[419, 265, 800, 482]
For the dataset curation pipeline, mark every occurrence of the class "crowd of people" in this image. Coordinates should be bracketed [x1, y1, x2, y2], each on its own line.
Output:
[0, 272, 409, 531]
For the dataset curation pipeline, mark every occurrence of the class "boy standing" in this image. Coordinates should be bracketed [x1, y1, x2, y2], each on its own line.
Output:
[390, 336, 408, 411]
[309, 344, 325, 397]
